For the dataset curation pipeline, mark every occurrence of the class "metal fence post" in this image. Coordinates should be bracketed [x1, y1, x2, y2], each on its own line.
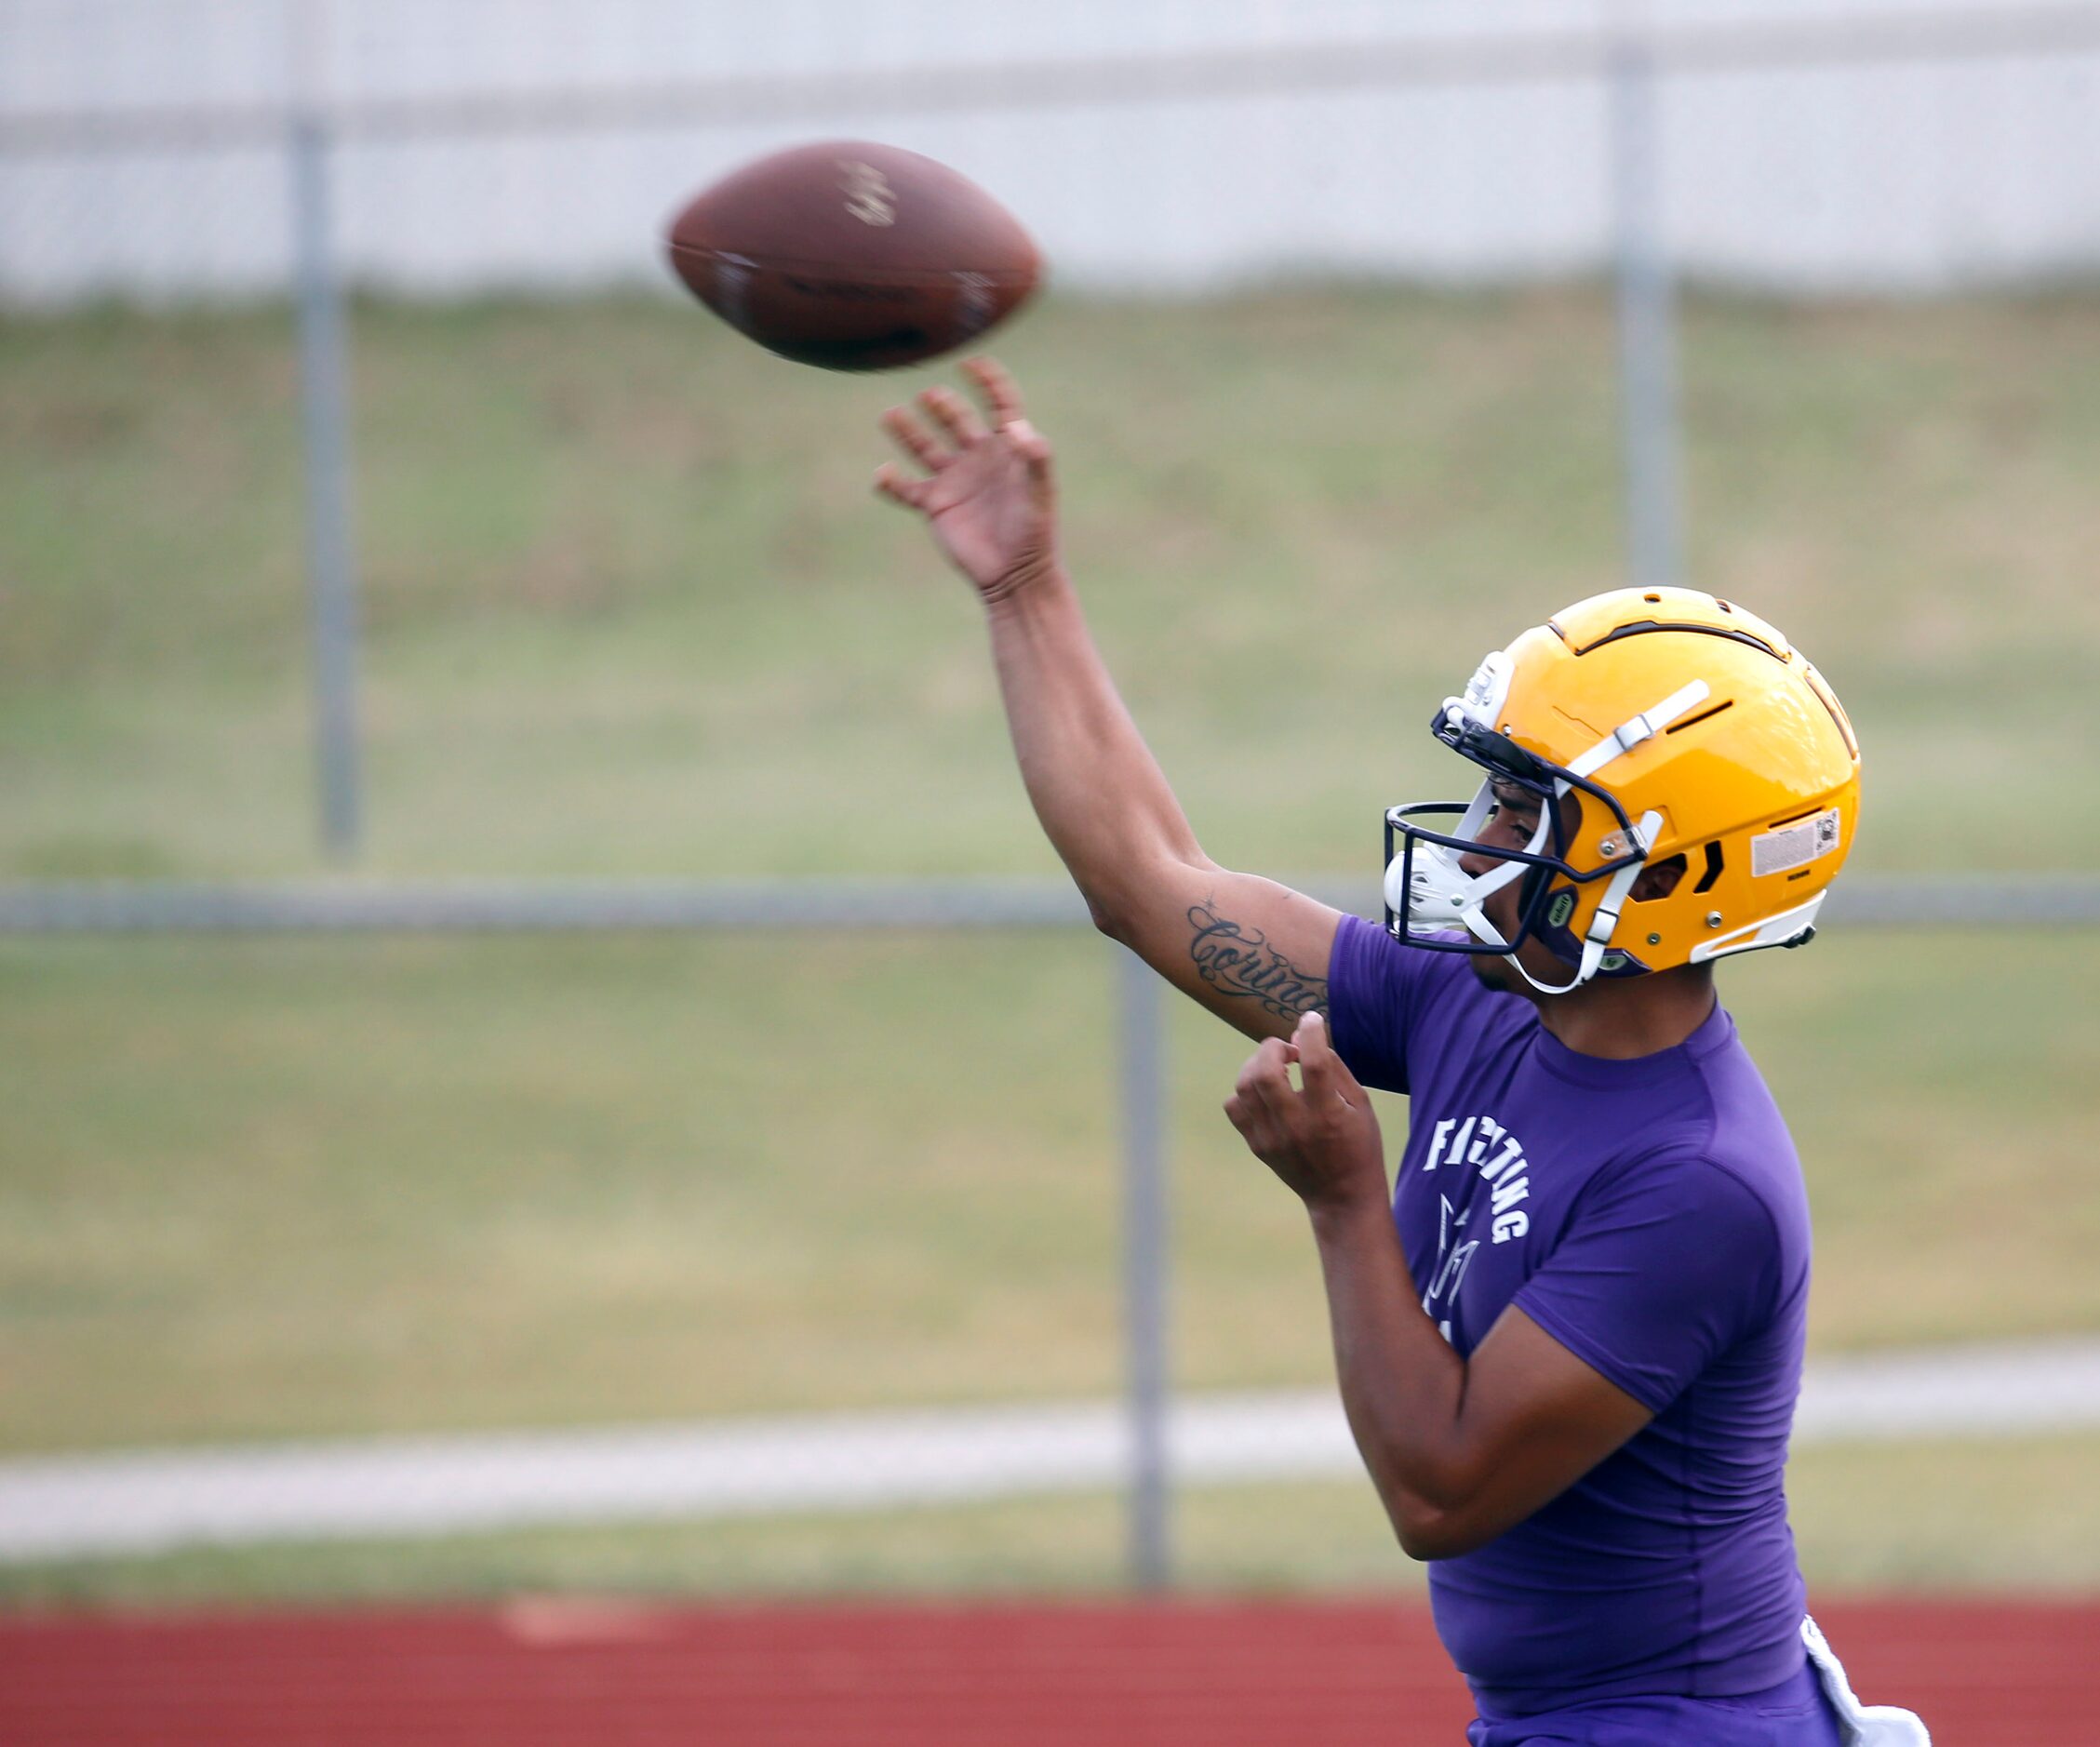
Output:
[1116, 944, 1171, 1590]
[288, 3, 363, 861]
[1607, 26, 1683, 593]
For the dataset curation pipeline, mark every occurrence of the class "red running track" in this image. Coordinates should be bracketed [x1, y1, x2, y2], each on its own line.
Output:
[1, 1594, 2092, 1745]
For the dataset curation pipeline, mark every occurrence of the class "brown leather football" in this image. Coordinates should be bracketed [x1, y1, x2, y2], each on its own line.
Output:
[664, 141, 1040, 371]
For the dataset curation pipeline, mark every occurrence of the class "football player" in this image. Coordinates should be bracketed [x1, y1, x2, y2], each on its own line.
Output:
[876, 359, 1925, 1746]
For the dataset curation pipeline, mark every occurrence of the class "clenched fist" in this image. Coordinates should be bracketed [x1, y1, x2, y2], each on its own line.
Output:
[1224, 1010, 1387, 1214]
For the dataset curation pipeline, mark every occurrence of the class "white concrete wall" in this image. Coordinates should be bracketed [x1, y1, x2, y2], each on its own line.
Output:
[3, 0, 2098, 302]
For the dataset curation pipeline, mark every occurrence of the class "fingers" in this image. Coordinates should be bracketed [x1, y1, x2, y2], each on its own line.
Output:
[1236, 1036, 1299, 1127]
[1232, 1038, 1296, 1096]
[1293, 1009, 1330, 1096]
[1230, 1048, 1272, 1123]
[882, 366, 1048, 500]
[962, 358, 1052, 480]
[919, 383, 987, 447]
[1293, 1009, 1358, 1109]
[965, 355, 1024, 429]
[1007, 419, 1052, 484]
[881, 406, 950, 473]
[1223, 1082, 1277, 1158]
[872, 462, 930, 511]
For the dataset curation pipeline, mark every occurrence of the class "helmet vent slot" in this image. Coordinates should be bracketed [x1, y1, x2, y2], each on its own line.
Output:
[1572, 620, 1785, 660]
[1665, 699, 1735, 735]
[1692, 841, 1725, 894]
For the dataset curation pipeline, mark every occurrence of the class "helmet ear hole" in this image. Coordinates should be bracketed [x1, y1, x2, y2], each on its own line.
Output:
[1628, 851, 1689, 903]
[1692, 840, 1725, 894]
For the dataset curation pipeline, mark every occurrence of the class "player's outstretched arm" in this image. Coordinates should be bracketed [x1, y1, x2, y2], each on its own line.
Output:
[876, 359, 1341, 1042]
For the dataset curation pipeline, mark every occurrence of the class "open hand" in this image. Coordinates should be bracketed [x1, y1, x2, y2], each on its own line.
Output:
[1224, 1011, 1387, 1213]
[874, 357, 1058, 604]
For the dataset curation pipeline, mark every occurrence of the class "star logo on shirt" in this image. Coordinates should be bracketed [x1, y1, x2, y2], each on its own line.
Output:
[1425, 1194, 1479, 1318]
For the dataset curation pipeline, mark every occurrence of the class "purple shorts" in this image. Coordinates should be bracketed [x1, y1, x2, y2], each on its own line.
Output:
[1465, 1659, 1843, 1746]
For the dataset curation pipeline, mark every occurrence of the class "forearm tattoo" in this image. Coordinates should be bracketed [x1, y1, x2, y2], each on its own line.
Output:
[1185, 900, 1329, 1021]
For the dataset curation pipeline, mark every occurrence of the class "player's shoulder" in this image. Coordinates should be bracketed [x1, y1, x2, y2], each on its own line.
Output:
[1580, 1003, 1798, 1176]
[1328, 913, 1527, 1088]
[1330, 911, 1515, 1025]
[1593, 1137, 1784, 1229]
[1582, 1118, 1810, 1296]
[1674, 1009, 1809, 1207]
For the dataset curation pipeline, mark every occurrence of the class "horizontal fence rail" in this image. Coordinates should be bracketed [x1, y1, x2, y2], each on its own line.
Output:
[0, 874, 2093, 934]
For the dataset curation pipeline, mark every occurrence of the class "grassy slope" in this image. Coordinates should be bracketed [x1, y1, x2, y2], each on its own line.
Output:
[2, 290, 2096, 1603]
[3, 290, 2098, 878]
[2, 928, 2094, 1454]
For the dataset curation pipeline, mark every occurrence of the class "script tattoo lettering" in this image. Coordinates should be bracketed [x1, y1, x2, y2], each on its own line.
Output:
[1185, 901, 1328, 1021]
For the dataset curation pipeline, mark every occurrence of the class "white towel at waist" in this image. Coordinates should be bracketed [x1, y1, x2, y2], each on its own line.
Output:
[1802, 1615, 1932, 1747]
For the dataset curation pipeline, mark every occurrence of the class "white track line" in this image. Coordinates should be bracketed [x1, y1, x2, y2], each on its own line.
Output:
[4, 1336, 2097, 1563]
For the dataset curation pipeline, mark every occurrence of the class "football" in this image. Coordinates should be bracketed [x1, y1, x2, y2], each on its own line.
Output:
[663, 141, 1040, 371]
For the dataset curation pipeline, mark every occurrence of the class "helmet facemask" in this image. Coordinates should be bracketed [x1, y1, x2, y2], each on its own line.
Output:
[1383, 654, 1706, 995]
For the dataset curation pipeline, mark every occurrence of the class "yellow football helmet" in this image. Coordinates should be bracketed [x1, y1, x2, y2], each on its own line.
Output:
[1384, 587, 1861, 994]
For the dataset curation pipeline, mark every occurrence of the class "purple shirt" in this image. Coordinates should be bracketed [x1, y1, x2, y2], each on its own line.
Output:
[1327, 914, 1812, 1714]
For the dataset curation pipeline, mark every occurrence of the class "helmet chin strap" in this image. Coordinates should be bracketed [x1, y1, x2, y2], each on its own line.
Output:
[1563, 681, 1710, 780]
[1498, 809, 1664, 996]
